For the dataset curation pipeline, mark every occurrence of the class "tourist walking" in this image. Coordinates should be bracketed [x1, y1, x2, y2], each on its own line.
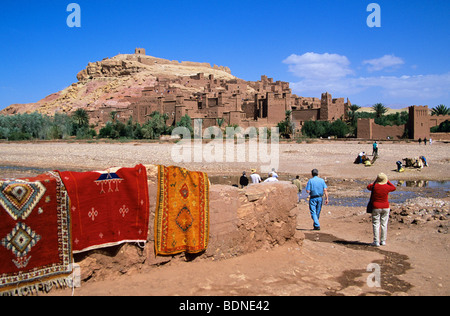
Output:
[250, 169, 261, 184]
[305, 169, 329, 230]
[292, 175, 303, 203]
[367, 173, 396, 246]
[372, 141, 378, 157]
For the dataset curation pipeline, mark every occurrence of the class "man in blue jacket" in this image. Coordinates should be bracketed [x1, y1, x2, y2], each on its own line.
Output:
[306, 169, 329, 230]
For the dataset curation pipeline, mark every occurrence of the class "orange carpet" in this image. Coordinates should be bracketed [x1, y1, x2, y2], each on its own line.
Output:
[155, 166, 209, 255]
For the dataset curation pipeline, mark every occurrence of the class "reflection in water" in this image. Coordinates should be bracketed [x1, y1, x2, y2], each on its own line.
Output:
[394, 180, 449, 188]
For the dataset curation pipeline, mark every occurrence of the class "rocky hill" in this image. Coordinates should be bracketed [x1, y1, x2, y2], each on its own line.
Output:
[1, 52, 237, 116]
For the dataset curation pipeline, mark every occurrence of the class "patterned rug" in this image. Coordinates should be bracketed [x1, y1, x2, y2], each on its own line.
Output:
[59, 164, 149, 253]
[0, 172, 72, 296]
[155, 165, 209, 255]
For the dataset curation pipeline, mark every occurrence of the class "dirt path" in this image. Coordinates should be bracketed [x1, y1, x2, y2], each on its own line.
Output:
[47, 204, 449, 296]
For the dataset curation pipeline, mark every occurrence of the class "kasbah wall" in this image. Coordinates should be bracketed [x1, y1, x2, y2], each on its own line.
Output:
[357, 105, 450, 141]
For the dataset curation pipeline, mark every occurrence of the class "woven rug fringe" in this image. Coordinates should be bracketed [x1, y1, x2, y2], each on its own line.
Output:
[0, 277, 70, 296]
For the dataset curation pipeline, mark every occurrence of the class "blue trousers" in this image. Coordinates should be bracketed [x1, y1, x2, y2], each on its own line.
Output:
[309, 197, 323, 228]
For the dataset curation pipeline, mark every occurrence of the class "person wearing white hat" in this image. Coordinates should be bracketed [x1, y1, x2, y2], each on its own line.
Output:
[367, 173, 396, 246]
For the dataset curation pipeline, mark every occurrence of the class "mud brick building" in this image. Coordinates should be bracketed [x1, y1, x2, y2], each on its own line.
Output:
[127, 50, 351, 131]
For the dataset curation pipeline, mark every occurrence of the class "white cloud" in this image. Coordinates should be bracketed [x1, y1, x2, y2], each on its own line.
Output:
[283, 52, 353, 80]
[284, 52, 450, 104]
[357, 73, 450, 99]
[362, 54, 405, 72]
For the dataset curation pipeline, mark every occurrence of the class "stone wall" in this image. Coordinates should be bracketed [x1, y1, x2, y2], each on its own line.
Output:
[74, 166, 302, 283]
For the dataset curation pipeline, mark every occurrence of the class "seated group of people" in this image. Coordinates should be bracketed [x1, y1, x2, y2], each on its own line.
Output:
[354, 152, 374, 166]
[397, 156, 428, 172]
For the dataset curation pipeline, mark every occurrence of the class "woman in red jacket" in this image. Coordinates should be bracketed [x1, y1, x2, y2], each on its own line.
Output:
[367, 173, 396, 246]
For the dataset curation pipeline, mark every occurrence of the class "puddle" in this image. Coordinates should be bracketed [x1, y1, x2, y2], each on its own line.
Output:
[330, 182, 450, 207]
[305, 232, 412, 296]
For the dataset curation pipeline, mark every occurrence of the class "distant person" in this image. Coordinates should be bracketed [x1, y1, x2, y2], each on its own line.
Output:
[264, 173, 278, 183]
[292, 175, 303, 203]
[367, 173, 396, 247]
[306, 169, 329, 230]
[429, 138, 432, 145]
[239, 171, 249, 188]
[356, 151, 365, 164]
[424, 137, 427, 145]
[420, 156, 428, 167]
[250, 169, 261, 184]
[372, 141, 378, 156]
[268, 168, 278, 178]
[396, 161, 404, 172]
[418, 138, 422, 145]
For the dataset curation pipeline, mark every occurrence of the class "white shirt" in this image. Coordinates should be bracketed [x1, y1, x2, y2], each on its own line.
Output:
[250, 173, 261, 184]
[269, 171, 278, 178]
[264, 177, 278, 183]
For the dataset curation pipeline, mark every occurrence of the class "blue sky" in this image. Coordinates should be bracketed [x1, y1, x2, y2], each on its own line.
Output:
[0, 0, 449, 110]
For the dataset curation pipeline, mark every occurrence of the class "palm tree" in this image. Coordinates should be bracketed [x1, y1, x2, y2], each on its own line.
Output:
[431, 104, 449, 116]
[372, 103, 388, 118]
[348, 104, 361, 121]
[349, 104, 361, 115]
[72, 108, 89, 128]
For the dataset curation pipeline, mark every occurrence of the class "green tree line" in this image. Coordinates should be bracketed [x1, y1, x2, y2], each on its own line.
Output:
[0, 110, 95, 141]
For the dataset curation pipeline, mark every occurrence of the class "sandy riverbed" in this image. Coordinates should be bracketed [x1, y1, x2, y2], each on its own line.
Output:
[0, 139, 448, 181]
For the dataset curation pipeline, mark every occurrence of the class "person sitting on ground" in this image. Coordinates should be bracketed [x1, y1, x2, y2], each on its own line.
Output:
[355, 151, 365, 164]
[415, 158, 423, 169]
[420, 156, 428, 167]
[396, 161, 404, 172]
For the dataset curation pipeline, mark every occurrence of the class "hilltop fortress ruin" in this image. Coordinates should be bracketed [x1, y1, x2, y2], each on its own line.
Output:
[2, 48, 351, 131]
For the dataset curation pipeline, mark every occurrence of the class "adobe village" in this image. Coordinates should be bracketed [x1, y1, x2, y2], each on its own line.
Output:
[0, 49, 449, 297]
